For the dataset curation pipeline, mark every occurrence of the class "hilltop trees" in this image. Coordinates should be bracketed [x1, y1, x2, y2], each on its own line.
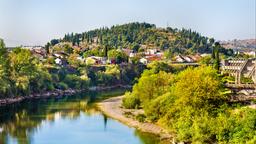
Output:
[47, 22, 229, 57]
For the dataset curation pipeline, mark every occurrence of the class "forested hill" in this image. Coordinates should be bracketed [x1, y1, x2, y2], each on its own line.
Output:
[46, 22, 219, 55]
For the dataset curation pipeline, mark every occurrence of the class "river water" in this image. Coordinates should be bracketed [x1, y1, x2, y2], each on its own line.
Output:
[0, 89, 162, 144]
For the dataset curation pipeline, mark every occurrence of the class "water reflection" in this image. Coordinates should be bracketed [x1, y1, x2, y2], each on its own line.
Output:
[0, 89, 162, 144]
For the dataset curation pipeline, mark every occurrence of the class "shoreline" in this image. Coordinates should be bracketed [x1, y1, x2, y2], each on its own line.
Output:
[0, 89, 84, 106]
[0, 85, 131, 106]
[97, 96, 173, 142]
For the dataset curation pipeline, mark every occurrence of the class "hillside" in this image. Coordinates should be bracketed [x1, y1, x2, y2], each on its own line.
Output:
[46, 22, 220, 55]
[221, 39, 256, 50]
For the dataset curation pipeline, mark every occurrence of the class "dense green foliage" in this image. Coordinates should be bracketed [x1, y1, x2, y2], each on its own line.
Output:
[0, 40, 54, 97]
[123, 63, 256, 143]
[0, 39, 145, 99]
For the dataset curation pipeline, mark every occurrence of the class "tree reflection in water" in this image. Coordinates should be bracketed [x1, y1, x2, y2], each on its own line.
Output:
[0, 89, 162, 144]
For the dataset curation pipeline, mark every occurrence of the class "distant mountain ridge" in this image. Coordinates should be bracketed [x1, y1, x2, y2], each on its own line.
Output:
[220, 39, 256, 50]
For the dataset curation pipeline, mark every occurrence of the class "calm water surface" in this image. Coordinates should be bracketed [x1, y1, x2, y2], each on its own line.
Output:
[0, 89, 162, 144]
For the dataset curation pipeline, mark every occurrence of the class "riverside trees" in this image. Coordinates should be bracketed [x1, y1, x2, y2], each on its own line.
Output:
[0, 39, 145, 99]
[123, 62, 256, 143]
[0, 40, 87, 98]
[0, 44, 55, 98]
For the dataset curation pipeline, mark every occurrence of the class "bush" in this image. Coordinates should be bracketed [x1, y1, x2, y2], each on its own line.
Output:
[144, 92, 174, 122]
[57, 82, 68, 90]
[63, 74, 81, 89]
[135, 114, 146, 122]
[47, 83, 55, 91]
[215, 108, 256, 143]
[122, 92, 141, 109]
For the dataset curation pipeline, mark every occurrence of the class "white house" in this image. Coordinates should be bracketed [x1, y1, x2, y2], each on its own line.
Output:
[183, 56, 194, 63]
[243, 51, 256, 57]
[200, 53, 211, 57]
[145, 49, 157, 55]
[55, 58, 62, 65]
[139, 58, 148, 65]
[175, 55, 185, 63]
[129, 52, 135, 58]
[77, 56, 85, 61]
[54, 53, 63, 58]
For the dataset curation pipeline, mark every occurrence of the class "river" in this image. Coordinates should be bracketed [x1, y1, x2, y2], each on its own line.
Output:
[0, 89, 162, 144]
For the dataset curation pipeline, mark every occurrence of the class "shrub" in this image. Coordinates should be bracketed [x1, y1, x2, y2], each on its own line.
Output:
[135, 114, 146, 122]
[122, 92, 141, 109]
[47, 83, 55, 91]
[123, 111, 133, 118]
[63, 74, 81, 88]
[57, 82, 68, 90]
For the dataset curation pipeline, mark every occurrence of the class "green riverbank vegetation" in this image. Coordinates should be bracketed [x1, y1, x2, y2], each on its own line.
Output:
[123, 62, 256, 143]
[0, 39, 144, 99]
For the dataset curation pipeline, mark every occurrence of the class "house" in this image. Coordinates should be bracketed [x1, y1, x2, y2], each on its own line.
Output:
[77, 56, 83, 61]
[145, 49, 157, 55]
[243, 51, 256, 57]
[31, 48, 47, 61]
[129, 52, 136, 58]
[139, 58, 148, 65]
[174, 55, 199, 63]
[53, 51, 69, 59]
[109, 59, 117, 64]
[146, 56, 162, 63]
[183, 56, 194, 63]
[77, 56, 86, 63]
[85, 57, 98, 65]
[200, 53, 211, 57]
[189, 55, 202, 62]
[55, 58, 62, 65]
[175, 55, 186, 63]
[85, 56, 107, 65]
[54, 53, 63, 58]
[122, 48, 135, 58]
[156, 51, 163, 56]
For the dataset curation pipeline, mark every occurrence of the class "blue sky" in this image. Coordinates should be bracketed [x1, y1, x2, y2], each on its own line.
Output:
[0, 0, 255, 46]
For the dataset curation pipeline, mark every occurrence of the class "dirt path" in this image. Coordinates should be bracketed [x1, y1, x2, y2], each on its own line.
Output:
[97, 96, 172, 141]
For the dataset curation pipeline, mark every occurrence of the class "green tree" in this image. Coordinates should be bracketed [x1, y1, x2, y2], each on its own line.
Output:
[107, 49, 128, 64]
[68, 53, 81, 67]
[0, 39, 11, 97]
[212, 42, 220, 71]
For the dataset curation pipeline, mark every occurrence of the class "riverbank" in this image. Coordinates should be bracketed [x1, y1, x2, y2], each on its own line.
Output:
[0, 85, 131, 106]
[97, 96, 173, 143]
[0, 89, 83, 106]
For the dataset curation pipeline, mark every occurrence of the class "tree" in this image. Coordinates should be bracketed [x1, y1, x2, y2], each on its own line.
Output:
[68, 53, 81, 67]
[50, 39, 60, 46]
[0, 39, 11, 97]
[47, 22, 221, 57]
[131, 43, 140, 52]
[131, 70, 173, 104]
[103, 45, 108, 57]
[199, 55, 212, 66]
[8, 48, 53, 95]
[172, 66, 225, 111]
[147, 61, 173, 74]
[45, 42, 51, 54]
[107, 49, 128, 64]
[212, 42, 220, 71]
